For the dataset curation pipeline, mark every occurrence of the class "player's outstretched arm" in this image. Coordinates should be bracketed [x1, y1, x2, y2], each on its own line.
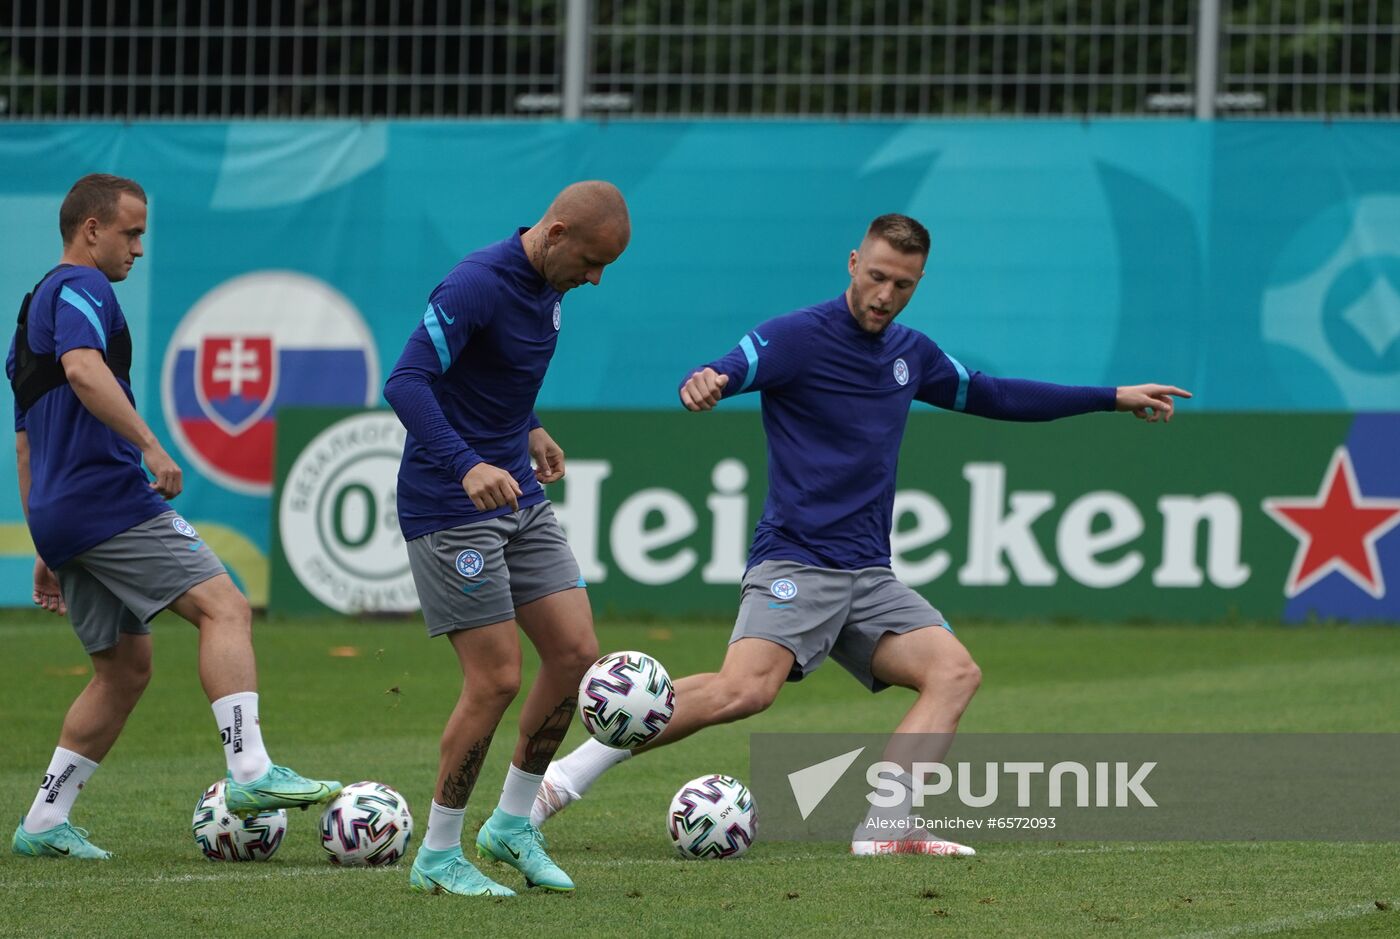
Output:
[680, 367, 729, 412]
[1115, 384, 1192, 423]
[60, 348, 182, 498]
[529, 425, 566, 483]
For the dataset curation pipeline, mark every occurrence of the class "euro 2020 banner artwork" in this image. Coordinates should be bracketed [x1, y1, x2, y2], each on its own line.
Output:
[0, 120, 1396, 621]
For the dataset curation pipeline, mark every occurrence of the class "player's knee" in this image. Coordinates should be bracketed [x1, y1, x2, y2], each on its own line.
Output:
[469, 665, 522, 703]
[938, 654, 981, 701]
[130, 655, 154, 691]
[219, 589, 252, 628]
[721, 685, 778, 722]
[543, 633, 599, 680]
[123, 667, 153, 702]
[196, 593, 252, 636]
[98, 658, 152, 702]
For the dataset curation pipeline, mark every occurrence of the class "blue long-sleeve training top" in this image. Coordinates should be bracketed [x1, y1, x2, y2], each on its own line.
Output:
[7, 265, 168, 569]
[384, 230, 559, 539]
[688, 293, 1116, 571]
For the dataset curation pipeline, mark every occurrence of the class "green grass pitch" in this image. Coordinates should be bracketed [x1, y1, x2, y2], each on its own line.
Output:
[2, 612, 1398, 938]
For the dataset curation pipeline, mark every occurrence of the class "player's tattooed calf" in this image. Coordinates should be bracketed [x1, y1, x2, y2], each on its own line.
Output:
[521, 696, 577, 774]
[440, 733, 494, 808]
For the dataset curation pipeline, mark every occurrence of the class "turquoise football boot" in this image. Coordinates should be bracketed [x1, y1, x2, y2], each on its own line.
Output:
[224, 764, 342, 818]
[409, 845, 516, 897]
[12, 819, 112, 859]
[475, 808, 575, 892]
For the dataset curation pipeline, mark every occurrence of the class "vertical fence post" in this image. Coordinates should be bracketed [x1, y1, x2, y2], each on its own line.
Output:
[1195, 0, 1221, 119]
[562, 0, 589, 120]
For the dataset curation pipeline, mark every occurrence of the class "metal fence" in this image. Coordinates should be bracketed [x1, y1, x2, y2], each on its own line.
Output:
[587, 1, 1199, 118]
[1219, 0, 1400, 117]
[1, 1, 1396, 120]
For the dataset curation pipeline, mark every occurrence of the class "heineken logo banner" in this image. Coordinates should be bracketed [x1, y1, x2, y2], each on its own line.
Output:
[272, 410, 1400, 623]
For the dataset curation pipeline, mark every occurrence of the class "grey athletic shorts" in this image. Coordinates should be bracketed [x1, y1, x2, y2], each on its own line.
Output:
[57, 511, 228, 655]
[730, 559, 952, 692]
[405, 501, 583, 637]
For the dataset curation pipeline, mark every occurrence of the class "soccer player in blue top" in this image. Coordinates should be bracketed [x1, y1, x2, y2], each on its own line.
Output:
[8, 174, 341, 861]
[532, 213, 1190, 856]
[384, 181, 630, 897]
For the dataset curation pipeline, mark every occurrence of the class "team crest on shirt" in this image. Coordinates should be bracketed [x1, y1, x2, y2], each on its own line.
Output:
[893, 358, 910, 386]
[172, 517, 199, 539]
[456, 549, 485, 578]
[552, 301, 562, 331]
[770, 578, 798, 601]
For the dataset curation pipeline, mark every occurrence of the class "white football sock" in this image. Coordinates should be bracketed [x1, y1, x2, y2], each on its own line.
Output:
[23, 747, 98, 833]
[497, 764, 544, 818]
[211, 692, 272, 783]
[423, 801, 466, 852]
[857, 770, 917, 840]
[553, 737, 632, 795]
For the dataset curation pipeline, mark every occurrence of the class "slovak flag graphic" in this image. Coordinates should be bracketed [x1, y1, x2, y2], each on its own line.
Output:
[162, 272, 379, 495]
[196, 336, 277, 435]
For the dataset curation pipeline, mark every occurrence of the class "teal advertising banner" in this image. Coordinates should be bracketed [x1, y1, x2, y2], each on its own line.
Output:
[2, 121, 1398, 612]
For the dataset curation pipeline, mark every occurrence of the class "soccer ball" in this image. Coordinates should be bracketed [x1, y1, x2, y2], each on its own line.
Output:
[318, 781, 414, 866]
[577, 650, 676, 749]
[668, 774, 757, 860]
[191, 779, 287, 861]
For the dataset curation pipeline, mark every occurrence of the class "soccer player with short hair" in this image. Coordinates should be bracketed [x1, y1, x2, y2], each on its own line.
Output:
[533, 213, 1190, 855]
[8, 174, 341, 861]
[384, 181, 629, 897]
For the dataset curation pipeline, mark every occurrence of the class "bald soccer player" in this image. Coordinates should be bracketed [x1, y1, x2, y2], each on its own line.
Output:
[384, 182, 630, 897]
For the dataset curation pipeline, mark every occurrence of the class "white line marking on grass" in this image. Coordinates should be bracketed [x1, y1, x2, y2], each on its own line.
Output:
[1174, 899, 1397, 939]
[569, 853, 836, 867]
[1011, 844, 1178, 857]
[3, 865, 398, 890]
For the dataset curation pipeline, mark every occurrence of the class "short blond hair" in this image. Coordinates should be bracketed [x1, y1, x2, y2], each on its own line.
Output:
[865, 213, 930, 257]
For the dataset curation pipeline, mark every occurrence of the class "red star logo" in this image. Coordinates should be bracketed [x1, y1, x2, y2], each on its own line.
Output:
[1262, 447, 1400, 599]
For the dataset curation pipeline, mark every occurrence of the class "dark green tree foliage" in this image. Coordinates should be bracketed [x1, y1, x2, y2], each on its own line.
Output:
[0, 1, 1393, 118]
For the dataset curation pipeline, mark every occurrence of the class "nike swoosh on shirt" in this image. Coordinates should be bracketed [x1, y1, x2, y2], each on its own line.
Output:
[435, 303, 455, 325]
[768, 601, 792, 610]
[753, 331, 769, 346]
[460, 579, 491, 595]
[80, 288, 104, 308]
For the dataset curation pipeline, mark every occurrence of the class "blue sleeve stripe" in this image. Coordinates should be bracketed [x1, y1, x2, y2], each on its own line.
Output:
[59, 285, 107, 351]
[946, 353, 970, 411]
[738, 335, 759, 392]
[422, 303, 450, 373]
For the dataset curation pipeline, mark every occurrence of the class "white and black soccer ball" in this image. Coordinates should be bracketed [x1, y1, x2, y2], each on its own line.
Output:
[192, 779, 287, 862]
[578, 650, 676, 750]
[668, 774, 756, 860]
[318, 781, 414, 867]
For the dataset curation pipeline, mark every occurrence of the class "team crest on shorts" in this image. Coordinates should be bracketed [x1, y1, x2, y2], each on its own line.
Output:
[770, 578, 798, 601]
[893, 358, 910, 386]
[552, 301, 562, 331]
[172, 517, 199, 539]
[455, 549, 485, 578]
